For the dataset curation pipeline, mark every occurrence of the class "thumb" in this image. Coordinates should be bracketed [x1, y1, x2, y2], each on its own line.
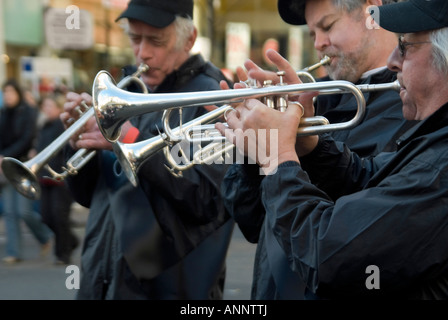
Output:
[286, 101, 304, 121]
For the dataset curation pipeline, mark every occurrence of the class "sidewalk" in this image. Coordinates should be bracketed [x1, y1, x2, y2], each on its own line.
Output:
[0, 202, 256, 300]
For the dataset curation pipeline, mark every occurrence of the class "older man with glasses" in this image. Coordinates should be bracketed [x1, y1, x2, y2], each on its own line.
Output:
[218, 0, 448, 299]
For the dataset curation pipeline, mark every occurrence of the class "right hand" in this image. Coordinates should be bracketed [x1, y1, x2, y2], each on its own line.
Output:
[61, 91, 113, 151]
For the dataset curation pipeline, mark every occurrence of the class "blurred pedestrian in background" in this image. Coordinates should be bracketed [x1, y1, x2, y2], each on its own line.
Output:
[29, 94, 78, 265]
[0, 79, 53, 264]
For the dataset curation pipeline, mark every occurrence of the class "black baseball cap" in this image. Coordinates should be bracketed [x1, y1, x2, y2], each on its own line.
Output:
[116, 0, 194, 28]
[375, 0, 448, 33]
[277, 0, 307, 25]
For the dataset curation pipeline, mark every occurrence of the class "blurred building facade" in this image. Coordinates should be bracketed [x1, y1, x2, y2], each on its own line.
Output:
[0, 0, 320, 97]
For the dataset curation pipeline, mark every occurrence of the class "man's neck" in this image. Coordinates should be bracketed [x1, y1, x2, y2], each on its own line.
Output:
[361, 66, 388, 79]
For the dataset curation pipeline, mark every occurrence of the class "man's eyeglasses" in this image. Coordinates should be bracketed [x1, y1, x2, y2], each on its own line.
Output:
[398, 35, 431, 57]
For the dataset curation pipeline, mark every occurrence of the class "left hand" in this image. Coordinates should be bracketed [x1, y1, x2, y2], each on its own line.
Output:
[216, 98, 302, 175]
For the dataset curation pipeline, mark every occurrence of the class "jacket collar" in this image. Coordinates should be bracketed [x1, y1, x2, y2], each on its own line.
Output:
[396, 101, 448, 149]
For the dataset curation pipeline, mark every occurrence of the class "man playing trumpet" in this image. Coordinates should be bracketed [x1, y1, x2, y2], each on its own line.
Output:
[221, 0, 416, 299]
[61, 0, 234, 300]
[218, 0, 448, 299]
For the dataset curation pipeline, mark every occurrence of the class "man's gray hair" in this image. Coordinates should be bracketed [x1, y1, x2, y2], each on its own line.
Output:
[332, 0, 401, 11]
[173, 15, 195, 51]
[430, 28, 448, 75]
[119, 15, 195, 51]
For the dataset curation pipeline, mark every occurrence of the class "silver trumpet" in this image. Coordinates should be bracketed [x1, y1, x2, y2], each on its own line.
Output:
[93, 69, 401, 183]
[1, 63, 149, 200]
[92, 71, 368, 143]
[92, 69, 392, 183]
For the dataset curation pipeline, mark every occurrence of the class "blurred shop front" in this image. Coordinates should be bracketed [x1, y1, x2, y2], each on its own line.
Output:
[1, 0, 134, 97]
[0, 0, 322, 98]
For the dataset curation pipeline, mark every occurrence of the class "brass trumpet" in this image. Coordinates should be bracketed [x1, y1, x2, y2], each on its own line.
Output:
[1, 63, 149, 200]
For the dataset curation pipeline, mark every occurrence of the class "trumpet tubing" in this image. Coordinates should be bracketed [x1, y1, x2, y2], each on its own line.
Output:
[113, 104, 234, 187]
[92, 66, 402, 181]
[296, 55, 331, 83]
[97, 73, 383, 137]
[93, 71, 372, 142]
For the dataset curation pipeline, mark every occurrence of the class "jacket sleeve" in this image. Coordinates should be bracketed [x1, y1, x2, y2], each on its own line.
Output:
[63, 145, 100, 208]
[262, 147, 448, 298]
[137, 146, 230, 229]
[299, 136, 382, 199]
[221, 163, 265, 243]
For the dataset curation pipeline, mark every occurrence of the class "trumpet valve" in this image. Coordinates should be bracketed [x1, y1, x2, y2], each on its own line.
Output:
[262, 80, 276, 109]
[275, 71, 288, 112]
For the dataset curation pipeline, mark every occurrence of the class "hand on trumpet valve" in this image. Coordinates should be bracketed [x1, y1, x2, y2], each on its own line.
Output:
[62, 91, 113, 151]
[62, 92, 92, 128]
[216, 98, 303, 174]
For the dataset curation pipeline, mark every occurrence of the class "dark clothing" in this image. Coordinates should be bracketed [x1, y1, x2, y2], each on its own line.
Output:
[262, 101, 448, 299]
[40, 184, 76, 263]
[0, 100, 53, 259]
[0, 102, 37, 160]
[66, 54, 234, 299]
[36, 118, 77, 264]
[314, 69, 416, 157]
[222, 68, 418, 299]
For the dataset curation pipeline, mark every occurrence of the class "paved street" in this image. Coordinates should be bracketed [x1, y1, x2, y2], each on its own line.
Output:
[0, 203, 256, 300]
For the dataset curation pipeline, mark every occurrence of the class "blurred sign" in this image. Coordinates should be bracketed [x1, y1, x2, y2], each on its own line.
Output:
[288, 26, 304, 70]
[102, 0, 129, 9]
[225, 22, 251, 72]
[44, 7, 94, 50]
[3, 0, 44, 46]
[20, 56, 73, 98]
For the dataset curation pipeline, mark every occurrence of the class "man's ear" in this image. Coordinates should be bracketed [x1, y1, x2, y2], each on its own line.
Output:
[185, 27, 197, 52]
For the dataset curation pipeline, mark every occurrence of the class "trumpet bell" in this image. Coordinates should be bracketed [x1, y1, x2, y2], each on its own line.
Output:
[93, 71, 124, 143]
[1, 157, 41, 200]
[113, 142, 138, 187]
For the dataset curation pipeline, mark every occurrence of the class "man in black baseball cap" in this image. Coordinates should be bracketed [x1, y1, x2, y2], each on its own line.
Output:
[116, 0, 194, 28]
[277, 0, 401, 26]
[375, 0, 448, 33]
[62, 0, 235, 300]
[277, 0, 307, 25]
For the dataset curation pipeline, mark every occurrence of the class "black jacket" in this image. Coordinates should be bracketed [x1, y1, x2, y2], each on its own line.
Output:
[66, 54, 235, 299]
[263, 101, 448, 299]
[222, 68, 417, 299]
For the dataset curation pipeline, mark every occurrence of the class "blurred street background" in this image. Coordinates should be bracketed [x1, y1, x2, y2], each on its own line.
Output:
[0, 0, 323, 96]
[0, 203, 256, 300]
